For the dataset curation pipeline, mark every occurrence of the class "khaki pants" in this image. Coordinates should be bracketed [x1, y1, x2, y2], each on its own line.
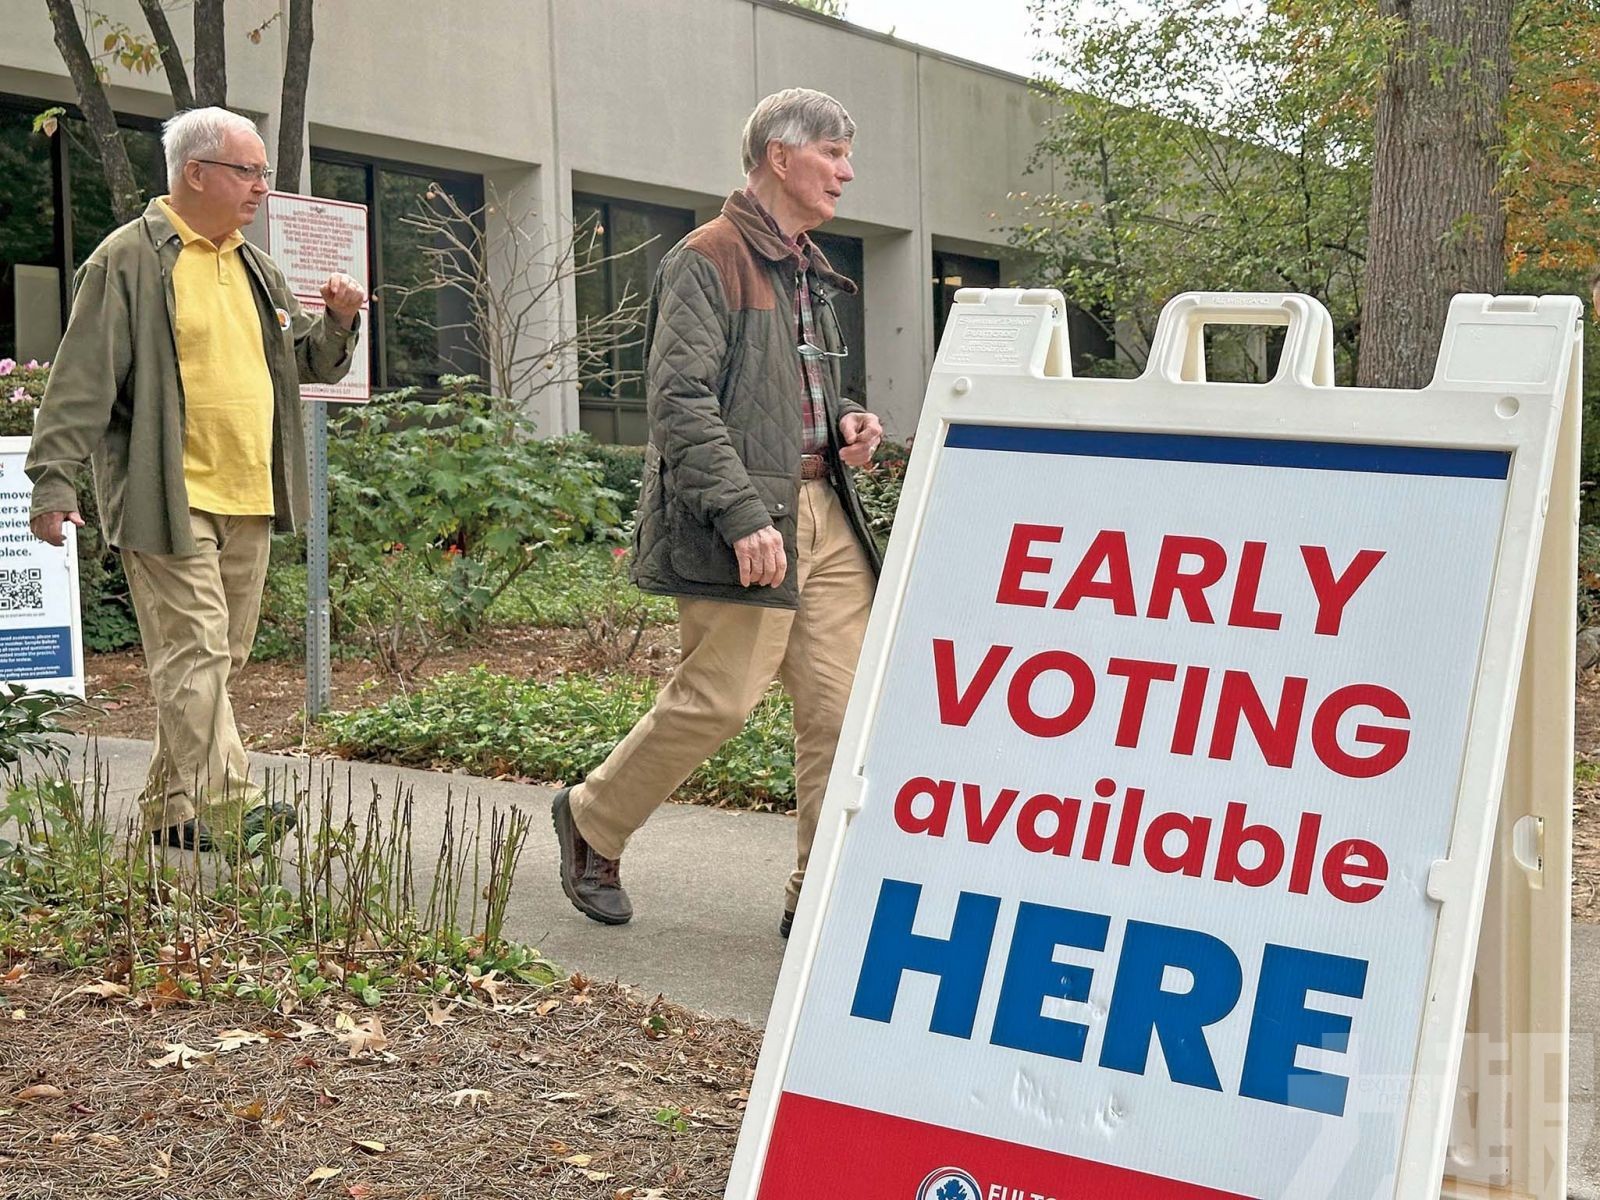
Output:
[123, 509, 272, 832]
[571, 480, 874, 911]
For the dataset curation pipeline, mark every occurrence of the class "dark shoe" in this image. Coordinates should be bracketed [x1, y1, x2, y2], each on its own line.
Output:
[780, 908, 795, 939]
[150, 801, 296, 856]
[552, 787, 633, 925]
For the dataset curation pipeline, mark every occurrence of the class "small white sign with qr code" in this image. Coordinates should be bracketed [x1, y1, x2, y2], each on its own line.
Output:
[0, 438, 83, 697]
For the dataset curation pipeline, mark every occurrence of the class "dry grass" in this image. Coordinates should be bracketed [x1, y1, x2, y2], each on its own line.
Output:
[0, 966, 758, 1199]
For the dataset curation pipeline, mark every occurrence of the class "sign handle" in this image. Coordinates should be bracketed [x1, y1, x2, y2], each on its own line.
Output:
[1147, 291, 1337, 389]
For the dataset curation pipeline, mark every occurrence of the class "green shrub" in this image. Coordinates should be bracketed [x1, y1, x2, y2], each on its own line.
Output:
[326, 380, 623, 667]
[584, 442, 647, 520]
[323, 667, 796, 810]
[854, 440, 910, 550]
[492, 542, 675, 629]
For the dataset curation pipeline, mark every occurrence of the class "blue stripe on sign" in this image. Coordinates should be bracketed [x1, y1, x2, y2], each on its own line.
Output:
[943, 424, 1511, 480]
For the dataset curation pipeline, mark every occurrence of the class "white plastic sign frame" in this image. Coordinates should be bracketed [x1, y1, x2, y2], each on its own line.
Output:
[727, 290, 1579, 1200]
[0, 437, 84, 698]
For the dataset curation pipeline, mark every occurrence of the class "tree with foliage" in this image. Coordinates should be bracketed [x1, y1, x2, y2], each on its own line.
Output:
[43, 1, 316, 223]
[1016, 0, 1395, 381]
[785, 0, 848, 18]
[1018, 0, 1600, 390]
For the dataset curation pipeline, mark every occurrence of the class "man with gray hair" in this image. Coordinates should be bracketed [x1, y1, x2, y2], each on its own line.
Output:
[27, 106, 364, 851]
[553, 87, 883, 937]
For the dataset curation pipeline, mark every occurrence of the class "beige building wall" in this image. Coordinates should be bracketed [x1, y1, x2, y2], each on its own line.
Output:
[0, 0, 1065, 439]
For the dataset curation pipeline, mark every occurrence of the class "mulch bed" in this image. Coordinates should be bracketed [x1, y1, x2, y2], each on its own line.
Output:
[0, 965, 757, 1199]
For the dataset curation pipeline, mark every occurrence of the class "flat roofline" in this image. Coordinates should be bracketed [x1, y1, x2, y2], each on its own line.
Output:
[744, 0, 1039, 89]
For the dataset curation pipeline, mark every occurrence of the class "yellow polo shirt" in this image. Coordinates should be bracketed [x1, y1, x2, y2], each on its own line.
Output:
[158, 197, 275, 516]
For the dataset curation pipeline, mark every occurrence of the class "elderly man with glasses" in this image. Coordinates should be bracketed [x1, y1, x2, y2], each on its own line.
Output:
[553, 87, 884, 938]
[27, 107, 363, 853]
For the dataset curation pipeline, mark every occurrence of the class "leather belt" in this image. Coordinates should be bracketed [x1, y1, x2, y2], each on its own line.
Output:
[799, 453, 831, 481]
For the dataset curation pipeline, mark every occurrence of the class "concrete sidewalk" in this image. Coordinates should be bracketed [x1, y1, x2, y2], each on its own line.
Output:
[44, 737, 1600, 1196]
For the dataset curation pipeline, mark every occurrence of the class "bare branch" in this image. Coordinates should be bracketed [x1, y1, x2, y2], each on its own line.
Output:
[136, 0, 194, 109]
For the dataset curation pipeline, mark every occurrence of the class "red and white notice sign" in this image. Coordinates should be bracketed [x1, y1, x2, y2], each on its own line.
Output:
[728, 290, 1580, 1200]
[259, 191, 370, 402]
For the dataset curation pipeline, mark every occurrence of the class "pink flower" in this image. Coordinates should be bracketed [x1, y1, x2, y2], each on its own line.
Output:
[9, 387, 27, 403]
[611, 546, 628, 560]
[0, 359, 14, 377]
[22, 360, 37, 370]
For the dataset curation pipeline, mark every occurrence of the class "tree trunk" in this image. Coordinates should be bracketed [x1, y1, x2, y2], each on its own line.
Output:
[43, 0, 144, 224]
[276, 0, 315, 193]
[137, 0, 194, 110]
[193, 0, 227, 108]
[1358, 0, 1513, 388]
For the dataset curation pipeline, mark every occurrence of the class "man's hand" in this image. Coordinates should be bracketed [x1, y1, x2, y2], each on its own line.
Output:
[31, 511, 83, 548]
[838, 411, 883, 468]
[321, 273, 366, 330]
[733, 525, 787, 588]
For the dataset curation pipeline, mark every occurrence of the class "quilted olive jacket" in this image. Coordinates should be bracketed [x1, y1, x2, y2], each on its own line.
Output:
[629, 190, 882, 608]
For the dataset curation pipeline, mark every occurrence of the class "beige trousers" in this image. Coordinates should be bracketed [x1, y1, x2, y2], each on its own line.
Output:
[571, 480, 874, 911]
[122, 509, 272, 831]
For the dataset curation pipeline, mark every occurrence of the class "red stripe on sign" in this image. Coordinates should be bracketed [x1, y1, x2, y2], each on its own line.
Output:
[756, 1092, 1257, 1200]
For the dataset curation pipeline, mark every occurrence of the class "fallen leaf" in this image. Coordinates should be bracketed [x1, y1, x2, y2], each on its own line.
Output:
[535, 998, 562, 1017]
[541, 1091, 584, 1103]
[215, 1028, 268, 1053]
[345, 1186, 375, 1199]
[562, 1153, 594, 1167]
[447, 1088, 490, 1109]
[147, 1043, 216, 1071]
[583, 1170, 615, 1182]
[16, 1084, 64, 1102]
[85, 1133, 122, 1148]
[50, 1131, 76, 1145]
[8, 1008, 24, 1021]
[425, 1000, 456, 1026]
[282, 1018, 323, 1040]
[336, 1015, 387, 1058]
[305, 1165, 343, 1186]
[68, 981, 130, 1001]
[1, 963, 27, 986]
[234, 1098, 266, 1121]
[151, 1148, 172, 1179]
[352, 1139, 386, 1154]
[468, 969, 507, 1005]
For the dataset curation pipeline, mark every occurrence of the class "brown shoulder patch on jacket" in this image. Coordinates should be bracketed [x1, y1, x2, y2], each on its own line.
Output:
[685, 217, 775, 312]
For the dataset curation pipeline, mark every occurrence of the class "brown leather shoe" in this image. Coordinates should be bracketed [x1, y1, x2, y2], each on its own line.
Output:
[552, 787, 633, 925]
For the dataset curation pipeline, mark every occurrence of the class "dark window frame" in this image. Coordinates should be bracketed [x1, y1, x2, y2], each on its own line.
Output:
[0, 92, 165, 344]
[309, 147, 486, 393]
[573, 191, 696, 445]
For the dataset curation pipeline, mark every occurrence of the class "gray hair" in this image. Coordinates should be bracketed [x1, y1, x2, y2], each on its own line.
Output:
[161, 107, 261, 183]
[741, 88, 855, 174]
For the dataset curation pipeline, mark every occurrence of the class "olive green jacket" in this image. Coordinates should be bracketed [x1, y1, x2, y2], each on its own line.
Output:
[630, 190, 882, 608]
[26, 198, 360, 556]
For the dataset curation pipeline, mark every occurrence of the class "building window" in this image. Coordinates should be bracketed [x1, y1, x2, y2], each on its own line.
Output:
[932, 250, 1001, 351]
[0, 95, 164, 361]
[810, 231, 866, 406]
[932, 247, 1116, 375]
[310, 151, 486, 392]
[573, 193, 695, 445]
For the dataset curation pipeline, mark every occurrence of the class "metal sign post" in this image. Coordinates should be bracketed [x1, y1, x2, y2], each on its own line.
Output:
[305, 401, 332, 718]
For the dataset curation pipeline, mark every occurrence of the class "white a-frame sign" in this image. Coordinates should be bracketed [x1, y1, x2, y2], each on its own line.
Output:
[729, 291, 1581, 1200]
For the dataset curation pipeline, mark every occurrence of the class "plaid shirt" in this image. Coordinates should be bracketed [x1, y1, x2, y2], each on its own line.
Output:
[744, 190, 830, 458]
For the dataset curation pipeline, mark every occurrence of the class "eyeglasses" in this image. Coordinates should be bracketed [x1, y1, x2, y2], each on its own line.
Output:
[797, 334, 848, 361]
[195, 159, 275, 184]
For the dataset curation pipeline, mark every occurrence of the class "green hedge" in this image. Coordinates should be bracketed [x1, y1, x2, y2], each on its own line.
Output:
[322, 666, 796, 810]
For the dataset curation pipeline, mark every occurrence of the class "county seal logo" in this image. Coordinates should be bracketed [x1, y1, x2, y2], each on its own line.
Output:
[916, 1167, 982, 1200]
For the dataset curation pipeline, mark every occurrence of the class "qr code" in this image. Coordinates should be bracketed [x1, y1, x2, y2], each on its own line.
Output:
[0, 568, 44, 613]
